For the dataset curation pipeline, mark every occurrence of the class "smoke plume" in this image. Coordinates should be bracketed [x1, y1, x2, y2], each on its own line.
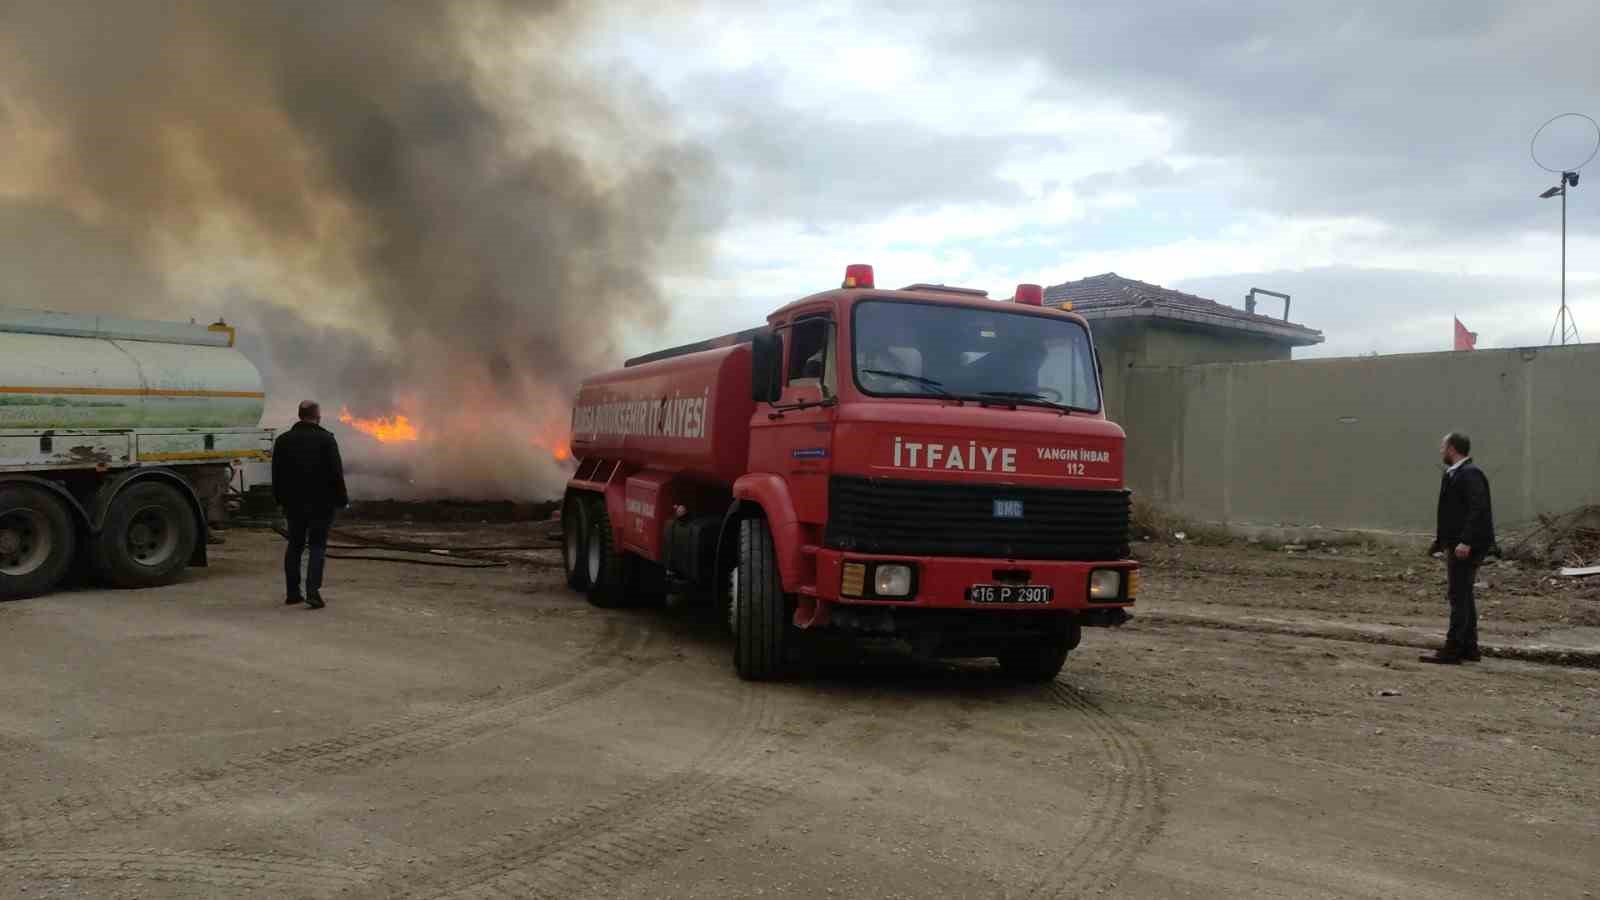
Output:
[0, 0, 716, 498]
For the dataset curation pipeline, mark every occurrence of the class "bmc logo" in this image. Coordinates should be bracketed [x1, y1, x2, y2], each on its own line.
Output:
[993, 499, 1024, 519]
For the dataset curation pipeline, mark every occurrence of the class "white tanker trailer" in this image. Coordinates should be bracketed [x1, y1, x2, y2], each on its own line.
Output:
[1, 307, 274, 599]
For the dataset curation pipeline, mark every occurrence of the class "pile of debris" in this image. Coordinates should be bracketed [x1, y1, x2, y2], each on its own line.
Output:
[1503, 505, 1600, 575]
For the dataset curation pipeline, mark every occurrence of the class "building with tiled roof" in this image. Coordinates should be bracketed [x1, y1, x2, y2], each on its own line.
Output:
[1045, 273, 1323, 347]
[1043, 273, 1322, 419]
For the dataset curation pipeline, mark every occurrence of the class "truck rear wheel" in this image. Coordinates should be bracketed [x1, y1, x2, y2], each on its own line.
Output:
[0, 484, 78, 601]
[93, 481, 198, 589]
[562, 494, 590, 591]
[733, 517, 792, 681]
[584, 501, 630, 609]
[997, 624, 1080, 683]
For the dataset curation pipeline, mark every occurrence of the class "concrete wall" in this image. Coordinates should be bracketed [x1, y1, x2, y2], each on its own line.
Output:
[1089, 320, 1137, 423]
[1089, 319, 1291, 422]
[1130, 325, 1291, 367]
[1121, 344, 1600, 533]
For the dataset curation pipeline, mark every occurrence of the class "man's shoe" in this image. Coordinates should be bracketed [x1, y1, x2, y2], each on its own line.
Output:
[305, 593, 326, 610]
[286, 594, 304, 606]
[1418, 652, 1463, 665]
[1462, 649, 1482, 662]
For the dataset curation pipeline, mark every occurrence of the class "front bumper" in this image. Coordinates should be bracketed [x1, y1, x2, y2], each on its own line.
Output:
[813, 548, 1137, 612]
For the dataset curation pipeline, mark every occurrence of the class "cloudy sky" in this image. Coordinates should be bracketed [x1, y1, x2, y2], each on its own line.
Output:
[605, 0, 1600, 358]
[3, 1, 1597, 497]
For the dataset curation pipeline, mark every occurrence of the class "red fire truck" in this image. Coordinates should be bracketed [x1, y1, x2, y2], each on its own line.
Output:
[562, 265, 1136, 681]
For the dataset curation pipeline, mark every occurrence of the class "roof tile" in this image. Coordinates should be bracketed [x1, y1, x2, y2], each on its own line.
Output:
[1043, 273, 1322, 341]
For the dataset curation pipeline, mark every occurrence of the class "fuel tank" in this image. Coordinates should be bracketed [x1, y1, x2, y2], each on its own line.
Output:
[0, 308, 266, 429]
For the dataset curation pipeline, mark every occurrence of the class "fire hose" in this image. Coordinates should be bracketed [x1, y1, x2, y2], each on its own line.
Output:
[326, 526, 553, 555]
[267, 523, 524, 569]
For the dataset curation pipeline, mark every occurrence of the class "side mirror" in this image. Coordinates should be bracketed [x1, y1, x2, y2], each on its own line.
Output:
[751, 332, 783, 403]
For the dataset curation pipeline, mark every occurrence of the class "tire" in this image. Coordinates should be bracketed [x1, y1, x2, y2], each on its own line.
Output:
[93, 481, 198, 589]
[997, 625, 1079, 683]
[584, 500, 629, 609]
[0, 484, 78, 601]
[733, 517, 792, 681]
[562, 493, 590, 591]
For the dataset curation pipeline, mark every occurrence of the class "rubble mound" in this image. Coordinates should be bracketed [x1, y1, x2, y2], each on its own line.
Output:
[1504, 505, 1600, 567]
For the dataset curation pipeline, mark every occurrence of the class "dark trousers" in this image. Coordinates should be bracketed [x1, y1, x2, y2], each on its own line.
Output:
[285, 511, 333, 598]
[1445, 558, 1479, 654]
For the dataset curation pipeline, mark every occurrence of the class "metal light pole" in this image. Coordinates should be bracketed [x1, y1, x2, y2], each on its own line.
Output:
[1532, 113, 1598, 346]
[1541, 171, 1581, 345]
[1562, 175, 1572, 344]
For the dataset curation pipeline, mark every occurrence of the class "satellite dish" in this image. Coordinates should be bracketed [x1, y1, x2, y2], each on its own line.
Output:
[1530, 112, 1600, 174]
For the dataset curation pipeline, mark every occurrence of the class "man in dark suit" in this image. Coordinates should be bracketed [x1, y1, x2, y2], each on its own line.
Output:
[272, 401, 349, 609]
[1421, 432, 1494, 664]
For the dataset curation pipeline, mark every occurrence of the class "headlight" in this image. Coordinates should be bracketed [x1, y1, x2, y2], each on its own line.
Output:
[1088, 569, 1123, 600]
[873, 564, 914, 597]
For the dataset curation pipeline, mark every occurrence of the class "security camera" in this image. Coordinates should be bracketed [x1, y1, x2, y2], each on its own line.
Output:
[1566, 171, 1580, 187]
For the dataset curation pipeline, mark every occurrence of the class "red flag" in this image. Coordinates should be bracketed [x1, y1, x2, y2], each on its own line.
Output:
[1453, 317, 1477, 351]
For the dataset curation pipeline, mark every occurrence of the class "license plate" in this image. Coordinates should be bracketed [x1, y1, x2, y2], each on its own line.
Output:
[967, 584, 1053, 605]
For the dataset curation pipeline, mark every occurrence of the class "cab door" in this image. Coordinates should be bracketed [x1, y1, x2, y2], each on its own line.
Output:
[748, 311, 837, 525]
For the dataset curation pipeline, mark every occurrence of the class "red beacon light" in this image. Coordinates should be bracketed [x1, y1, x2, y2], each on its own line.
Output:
[1014, 283, 1044, 306]
[842, 263, 875, 289]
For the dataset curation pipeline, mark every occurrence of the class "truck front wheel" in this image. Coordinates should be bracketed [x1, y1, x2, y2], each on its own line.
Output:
[997, 624, 1080, 683]
[733, 517, 793, 681]
[93, 481, 198, 589]
[0, 484, 78, 601]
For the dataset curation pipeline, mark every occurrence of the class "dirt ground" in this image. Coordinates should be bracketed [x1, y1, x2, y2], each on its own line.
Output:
[2, 526, 1597, 899]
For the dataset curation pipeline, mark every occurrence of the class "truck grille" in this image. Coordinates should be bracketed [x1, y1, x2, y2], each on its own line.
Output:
[826, 476, 1130, 561]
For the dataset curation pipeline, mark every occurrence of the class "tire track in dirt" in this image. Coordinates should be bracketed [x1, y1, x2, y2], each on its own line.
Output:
[0, 848, 370, 894]
[1027, 681, 1164, 899]
[351, 682, 819, 900]
[0, 616, 662, 849]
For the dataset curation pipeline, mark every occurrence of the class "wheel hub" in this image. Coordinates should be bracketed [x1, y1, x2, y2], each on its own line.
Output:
[0, 508, 50, 576]
[125, 507, 176, 565]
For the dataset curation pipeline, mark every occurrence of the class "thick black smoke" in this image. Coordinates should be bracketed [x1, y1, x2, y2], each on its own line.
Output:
[0, 0, 716, 497]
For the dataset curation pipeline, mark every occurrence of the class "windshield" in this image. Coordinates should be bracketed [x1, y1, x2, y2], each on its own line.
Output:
[852, 300, 1101, 412]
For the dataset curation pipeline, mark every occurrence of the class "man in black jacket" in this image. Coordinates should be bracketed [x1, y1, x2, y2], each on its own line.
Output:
[272, 401, 349, 609]
[1422, 432, 1494, 664]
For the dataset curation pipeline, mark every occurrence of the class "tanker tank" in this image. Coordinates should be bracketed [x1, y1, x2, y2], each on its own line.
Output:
[0, 307, 265, 430]
[569, 342, 754, 487]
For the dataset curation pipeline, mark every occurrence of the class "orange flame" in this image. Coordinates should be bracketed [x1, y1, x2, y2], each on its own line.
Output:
[529, 430, 570, 462]
[336, 399, 570, 467]
[339, 407, 420, 443]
